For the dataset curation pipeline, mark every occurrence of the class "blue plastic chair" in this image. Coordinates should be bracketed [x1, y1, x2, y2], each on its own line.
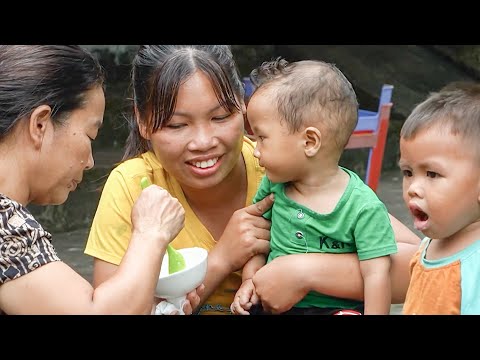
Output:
[347, 84, 394, 192]
[355, 85, 393, 132]
[243, 77, 255, 100]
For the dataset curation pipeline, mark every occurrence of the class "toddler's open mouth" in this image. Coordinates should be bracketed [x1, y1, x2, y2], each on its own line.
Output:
[409, 205, 429, 231]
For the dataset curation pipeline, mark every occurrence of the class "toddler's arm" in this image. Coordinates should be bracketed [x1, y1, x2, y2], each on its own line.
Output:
[360, 256, 392, 315]
[230, 255, 266, 314]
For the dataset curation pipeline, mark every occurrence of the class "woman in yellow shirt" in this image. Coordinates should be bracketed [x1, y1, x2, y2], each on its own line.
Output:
[85, 45, 420, 315]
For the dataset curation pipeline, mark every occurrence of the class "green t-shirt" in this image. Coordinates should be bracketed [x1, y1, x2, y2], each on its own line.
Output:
[253, 167, 397, 309]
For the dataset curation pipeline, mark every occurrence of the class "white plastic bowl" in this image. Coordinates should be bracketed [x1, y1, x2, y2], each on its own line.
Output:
[155, 247, 208, 299]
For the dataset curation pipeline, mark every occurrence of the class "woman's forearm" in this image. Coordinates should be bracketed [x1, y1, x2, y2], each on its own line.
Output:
[92, 230, 168, 314]
[390, 242, 418, 303]
[302, 252, 365, 301]
[255, 241, 419, 313]
[389, 214, 420, 245]
[196, 250, 233, 307]
[298, 242, 418, 303]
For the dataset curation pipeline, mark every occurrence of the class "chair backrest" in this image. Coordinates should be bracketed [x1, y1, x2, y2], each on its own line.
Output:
[364, 102, 393, 192]
[346, 84, 394, 193]
[377, 84, 394, 113]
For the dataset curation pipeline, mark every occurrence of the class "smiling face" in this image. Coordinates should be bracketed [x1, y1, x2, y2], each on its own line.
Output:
[146, 70, 245, 191]
[399, 124, 480, 240]
[31, 86, 105, 205]
[247, 90, 306, 183]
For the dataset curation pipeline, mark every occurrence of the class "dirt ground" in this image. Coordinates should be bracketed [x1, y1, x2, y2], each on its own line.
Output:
[52, 163, 419, 315]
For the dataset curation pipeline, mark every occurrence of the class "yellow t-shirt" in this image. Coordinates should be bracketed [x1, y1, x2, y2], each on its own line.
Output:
[85, 136, 264, 315]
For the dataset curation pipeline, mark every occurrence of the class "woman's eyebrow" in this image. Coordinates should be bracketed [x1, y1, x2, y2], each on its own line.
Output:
[173, 104, 223, 117]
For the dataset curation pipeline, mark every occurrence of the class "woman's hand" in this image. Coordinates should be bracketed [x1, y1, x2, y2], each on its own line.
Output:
[210, 194, 274, 273]
[153, 284, 205, 315]
[131, 185, 185, 245]
[252, 254, 310, 314]
[182, 284, 205, 314]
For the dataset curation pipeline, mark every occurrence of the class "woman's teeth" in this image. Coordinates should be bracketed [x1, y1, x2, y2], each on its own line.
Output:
[194, 158, 218, 169]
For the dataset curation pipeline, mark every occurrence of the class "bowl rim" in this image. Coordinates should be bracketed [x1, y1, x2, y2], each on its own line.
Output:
[158, 247, 208, 281]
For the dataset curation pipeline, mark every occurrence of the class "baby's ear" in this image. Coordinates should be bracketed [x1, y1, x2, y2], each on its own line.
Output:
[303, 126, 321, 157]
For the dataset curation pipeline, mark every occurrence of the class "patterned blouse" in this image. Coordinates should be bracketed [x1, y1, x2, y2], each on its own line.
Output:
[0, 194, 60, 285]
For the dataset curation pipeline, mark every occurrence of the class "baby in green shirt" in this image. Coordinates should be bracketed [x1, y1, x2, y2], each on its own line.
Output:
[231, 58, 397, 315]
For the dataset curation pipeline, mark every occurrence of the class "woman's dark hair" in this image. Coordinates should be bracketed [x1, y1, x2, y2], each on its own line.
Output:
[123, 45, 244, 160]
[0, 45, 105, 139]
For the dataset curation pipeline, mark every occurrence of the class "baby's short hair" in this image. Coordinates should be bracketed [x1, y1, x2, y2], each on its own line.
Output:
[250, 58, 359, 151]
[401, 81, 480, 156]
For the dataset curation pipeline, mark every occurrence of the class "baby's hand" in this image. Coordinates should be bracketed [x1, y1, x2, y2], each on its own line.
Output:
[230, 279, 258, 315]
